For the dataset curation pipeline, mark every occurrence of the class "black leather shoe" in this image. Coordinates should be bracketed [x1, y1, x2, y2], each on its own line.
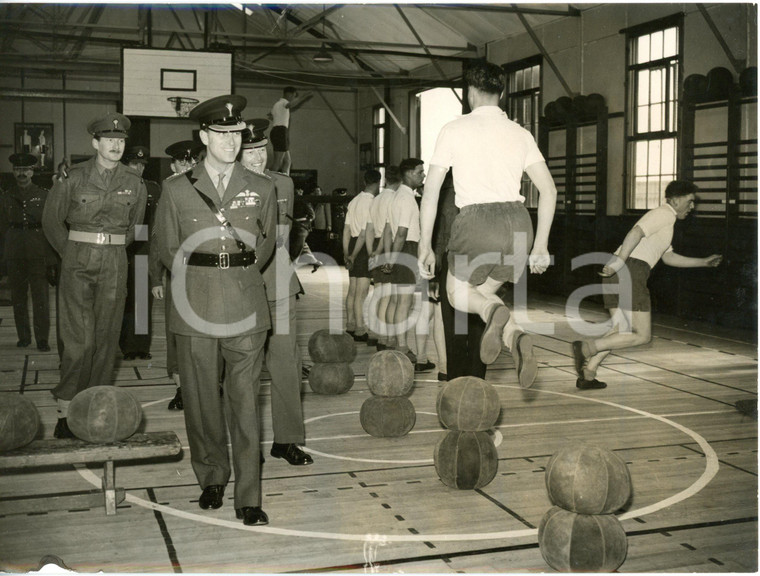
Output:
[54, 418, 75, 439]
[168, 388, 183, 410]
[137, 352, 152, 360]
[37, 341, 51, 352]
[367, 338, 378, 347]
[198, 485, 225, 509]
[376, 343, 388, 351]
[123, 352, 136, 360]
[270, 442, 313, 465]
[353, 332, 368, 342]
[236, 507, 269, 526]
[415, 361, 436, 372]
[17, 339, 31, 348]
[438, 372, 448, 381]
[576, 377, 607, 390]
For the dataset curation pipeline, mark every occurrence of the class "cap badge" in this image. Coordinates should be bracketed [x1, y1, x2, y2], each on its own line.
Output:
[226, 102, 234, 117]
[138, 150, 144, 158]
[113, 119, 119, 129]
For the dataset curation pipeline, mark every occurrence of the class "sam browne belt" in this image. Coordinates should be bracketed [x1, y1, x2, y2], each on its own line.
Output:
[186, 251, 256, 269]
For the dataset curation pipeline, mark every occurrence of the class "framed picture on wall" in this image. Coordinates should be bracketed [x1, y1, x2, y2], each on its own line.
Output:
[14, 123, 54, 172]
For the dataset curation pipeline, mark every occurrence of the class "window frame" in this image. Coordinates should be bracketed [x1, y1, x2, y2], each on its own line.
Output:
[623, 13, 684, 212]
[503, 55, 543, 208]
[372, 103, 389, 171]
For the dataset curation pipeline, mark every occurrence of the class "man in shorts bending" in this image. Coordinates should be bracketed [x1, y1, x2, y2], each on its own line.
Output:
[571, 180, 722, 389]
[418, 60, 557, 389]
[269, 86, 313, 175]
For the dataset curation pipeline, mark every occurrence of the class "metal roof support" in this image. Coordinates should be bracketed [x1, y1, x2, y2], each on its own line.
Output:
[249, 5, 343, 64]
[512, 4, 575, 98]
[426, 4, 581, 17]
[168, 6, 196, 50]
[696, 4, 745, 74]
[394, 4, 462, 105]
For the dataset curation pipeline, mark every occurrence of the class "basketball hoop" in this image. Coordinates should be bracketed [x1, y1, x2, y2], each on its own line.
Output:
[167, 96, 199, 118]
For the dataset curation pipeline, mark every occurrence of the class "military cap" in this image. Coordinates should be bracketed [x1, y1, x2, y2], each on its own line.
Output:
[165, 140, 202, 162]
[124, 145, 150, 164]
[189, 94, 247, 132]
[241, 118, 270, 149]
[87, 112, 131, 137]
[9, 153, 38, 168]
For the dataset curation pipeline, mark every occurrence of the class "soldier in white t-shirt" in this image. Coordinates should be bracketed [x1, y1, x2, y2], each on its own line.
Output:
[572, 180, 722, 389]
[269, 86, 313, 175]
[418, 60, 558, 389]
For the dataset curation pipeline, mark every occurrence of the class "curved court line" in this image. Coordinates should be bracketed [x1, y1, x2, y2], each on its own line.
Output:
[75, 386, 719, 542]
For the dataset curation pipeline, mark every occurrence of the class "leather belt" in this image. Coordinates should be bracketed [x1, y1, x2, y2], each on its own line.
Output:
[186, 251, 256, 269]
[68, 230, 126, 245]
[10, 223, 42, 229]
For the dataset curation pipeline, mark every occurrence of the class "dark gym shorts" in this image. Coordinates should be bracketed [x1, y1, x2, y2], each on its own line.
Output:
[270, 125, 289, 152]
[602, 257, 652, 312]
[347, 236, 370, 278]
[390, 240, 419, 286]
[369, 252, 388, 284]
[447, 201, 534, 286]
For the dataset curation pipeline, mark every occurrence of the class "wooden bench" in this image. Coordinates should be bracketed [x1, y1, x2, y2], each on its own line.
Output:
[0, 431, 182, 516]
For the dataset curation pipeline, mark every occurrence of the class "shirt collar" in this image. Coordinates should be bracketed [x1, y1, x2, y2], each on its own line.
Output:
[204, 161, 234, 186]
[471, 105, 507, 117]
[396, 184, 414, 196]
[664, 202, 678, 216]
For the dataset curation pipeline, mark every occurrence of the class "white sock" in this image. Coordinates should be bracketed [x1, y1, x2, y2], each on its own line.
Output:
[57, 399, 70, 418]
[502, 316, 520, 351]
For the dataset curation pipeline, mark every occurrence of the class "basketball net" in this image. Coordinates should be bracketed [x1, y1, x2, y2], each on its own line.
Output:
[167, 97, 198, 118]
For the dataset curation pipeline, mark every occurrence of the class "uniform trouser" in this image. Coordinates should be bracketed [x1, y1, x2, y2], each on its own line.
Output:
[265, 296, 305, 444]
[439, 256, 486, 380]
[120, 251, 153, 355]
[177, 332, 266, 508]
[53, 243, 127, 400]
[7, 258, 49, 344]
[164, 281, 179, 377]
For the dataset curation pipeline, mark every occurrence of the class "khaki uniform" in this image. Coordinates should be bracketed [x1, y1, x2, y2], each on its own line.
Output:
[42, 157, 147, 400]
[261, 170, 305, 444]
[154, 161, 276, 508]
[0, 182, 55, 344]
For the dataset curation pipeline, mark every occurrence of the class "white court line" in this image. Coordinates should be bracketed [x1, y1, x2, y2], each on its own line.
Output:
[71, 389, 722, 542]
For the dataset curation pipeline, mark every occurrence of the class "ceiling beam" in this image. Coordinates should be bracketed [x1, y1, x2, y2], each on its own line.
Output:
[423, 4, 581, 17]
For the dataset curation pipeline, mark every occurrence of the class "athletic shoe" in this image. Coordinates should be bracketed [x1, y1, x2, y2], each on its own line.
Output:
[415, 361, 436, 372]
[512, 331, 537, 389]
[576, 377, 607, 390]
[480, 304, 510, 364]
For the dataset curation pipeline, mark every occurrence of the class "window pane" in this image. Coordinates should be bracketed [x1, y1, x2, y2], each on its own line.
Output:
[650, 69, 663, 104]
[516, 69, 524, 91]
[637, 105, 649, 132]
[637, 34, 650, 64]
[378, 107, 385, 124]
[663, 27, 677, 58]
[662, 138, 676, 174]
[636, 141, 649, 175]
[647, 139, 662, 175]
[651, 30, 663, 60]
[650, 103, 663, 131]
[638, 70, 650, 105]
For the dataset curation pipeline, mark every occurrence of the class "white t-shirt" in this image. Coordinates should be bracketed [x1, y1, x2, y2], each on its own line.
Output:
[389, 184, 420, 242]
[429, 106, 545, 207]
[618, 203, 677, 268]
[271, 98, 290, 128]
[370, 187, 397, 238]
[345, 191, 374, 237]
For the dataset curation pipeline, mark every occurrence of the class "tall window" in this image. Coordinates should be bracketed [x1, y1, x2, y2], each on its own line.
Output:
[504, 56, 542, 206]
[625, 17, 682, 210]
[372, 105, 388, 180]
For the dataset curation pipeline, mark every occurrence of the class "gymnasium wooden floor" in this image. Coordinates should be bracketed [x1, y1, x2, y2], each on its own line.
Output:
[0, 266, 757, 573]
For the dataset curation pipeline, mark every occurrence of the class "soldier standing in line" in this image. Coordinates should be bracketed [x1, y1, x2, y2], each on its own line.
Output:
[0, 153, 55, 351]
[240, 119, 313, 466]
[154, 95, 276, 526]
[149, 140, 202, 411]
[120, 145, 160, 360]
[42, 112, 147, 438]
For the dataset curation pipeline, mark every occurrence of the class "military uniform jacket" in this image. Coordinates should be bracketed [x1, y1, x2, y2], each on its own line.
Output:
[42, 156, 148, 258]
[0, 182, 55, 263]
[154, 160, 277, 338]
[129, 179, 161, 257]
[261, 170, 302, 301]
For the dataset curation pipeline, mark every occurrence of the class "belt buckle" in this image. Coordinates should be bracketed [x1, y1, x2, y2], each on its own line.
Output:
[96, 232, 108, 244]
[218, 252, 230, 269]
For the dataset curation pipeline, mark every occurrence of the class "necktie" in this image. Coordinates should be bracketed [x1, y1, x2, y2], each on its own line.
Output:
[103, 169, 112, 188]
[216, 173, 225, 199]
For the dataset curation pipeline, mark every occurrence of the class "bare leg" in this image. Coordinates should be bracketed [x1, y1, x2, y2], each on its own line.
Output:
[393, 288, 415, 353]
[584, 308, 651, 378]
[354, 277, 370, 336]
[345, 277, 356, 332]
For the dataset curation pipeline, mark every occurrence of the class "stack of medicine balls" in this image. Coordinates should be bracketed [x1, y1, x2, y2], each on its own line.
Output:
[434, 376, 501, 490]
[361, 350, 416, 437]
[538, 442, 632, 572]
[307, 329, 356, 394]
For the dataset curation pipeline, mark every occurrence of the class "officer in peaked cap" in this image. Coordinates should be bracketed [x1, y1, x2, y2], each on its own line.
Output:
[239, 117, 314, 468]
[42, 110, 147, 439]
[154, 93, 277, 525]
[0, 152, 55, 352]
[120, 145, 160, 361]
[165, 140, 202, 177]
[87, 111, 131, 137]
[188, 94, 247, 131]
